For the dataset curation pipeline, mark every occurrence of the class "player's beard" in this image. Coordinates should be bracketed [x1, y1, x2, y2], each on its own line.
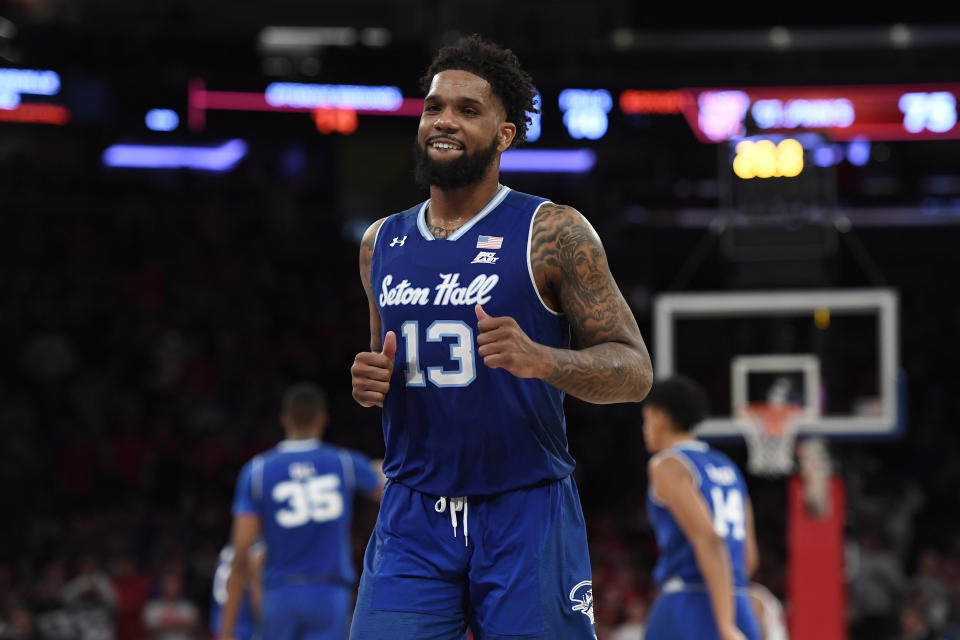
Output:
[413, 133, 500, 190]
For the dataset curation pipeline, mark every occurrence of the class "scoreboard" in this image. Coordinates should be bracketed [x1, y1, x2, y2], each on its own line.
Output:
[674, 83, 960, 142]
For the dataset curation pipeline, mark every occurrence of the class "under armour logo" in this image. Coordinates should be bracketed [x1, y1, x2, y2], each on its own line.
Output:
[569, 580, 594, 624]
[390, 236, 407, 247]
[471, 251, 499, 264]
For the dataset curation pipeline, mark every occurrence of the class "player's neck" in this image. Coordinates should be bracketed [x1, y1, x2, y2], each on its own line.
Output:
[427, 174, 503, 229]
[661, 432, 698, 450]
[285, 431, 320, 442]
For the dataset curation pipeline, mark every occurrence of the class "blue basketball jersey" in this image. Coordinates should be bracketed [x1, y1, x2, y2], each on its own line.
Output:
[647, 440, 751, 588]
[210, 544, 259, 640]
[370, 187, 574, 496]
[232, 439, 381, 588]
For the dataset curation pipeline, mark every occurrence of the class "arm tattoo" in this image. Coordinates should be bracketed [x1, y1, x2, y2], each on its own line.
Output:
[359, 230, 375, 282]
[531, 204, 652, 403]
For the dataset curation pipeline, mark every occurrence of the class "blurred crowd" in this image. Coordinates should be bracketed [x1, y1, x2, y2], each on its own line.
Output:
[2, 140, 960, 640]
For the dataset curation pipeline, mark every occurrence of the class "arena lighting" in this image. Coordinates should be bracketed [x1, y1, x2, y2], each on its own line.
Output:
[311, 107, 357, 134]
[0, 102, 69, 125]
[359, 28, 391, 47]
[732, 138, 804, 179]
[187, 78, 422, 132]
[0, 17, 16, 39]
[258, 26, 357, 50]
[682, 82, 960, 142]
[0, 67, 60, 109]
[846, 138, 871, 166]
[559, 89, 612, 140]
[258, 26, 391, 51]
[145, 108, 179, 132]
[609, 24, 960, 52]
[898, 91, 956, 133]
[102, 139, 248, 171]
[525, 92, 542, 143]
[265, 83, 402, 110]
[499, 149, 596, 174]
[751, 97, 855, 130]
[812, 144, 841, 168]
[619, 90, 687, 115]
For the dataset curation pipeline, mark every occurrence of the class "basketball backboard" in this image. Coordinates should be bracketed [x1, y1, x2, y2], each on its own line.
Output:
[653, 289, 902, 440]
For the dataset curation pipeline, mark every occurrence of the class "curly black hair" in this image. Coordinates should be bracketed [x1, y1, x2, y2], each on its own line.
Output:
[644, 375, 710, 433]
[419, 34, 539, 148]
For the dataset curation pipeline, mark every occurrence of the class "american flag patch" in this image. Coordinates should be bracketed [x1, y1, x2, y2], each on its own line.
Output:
[476, 235, 503, 249]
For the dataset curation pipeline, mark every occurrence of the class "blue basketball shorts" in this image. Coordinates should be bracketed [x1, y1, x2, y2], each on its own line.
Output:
[263, 582, 352, 640]
[348, 476, 597, 640]
[645, 588, 761, 640]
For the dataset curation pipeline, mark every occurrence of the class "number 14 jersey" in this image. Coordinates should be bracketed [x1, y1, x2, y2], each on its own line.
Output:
[371, 187, 575, 497]
[647, 440, 751, 589]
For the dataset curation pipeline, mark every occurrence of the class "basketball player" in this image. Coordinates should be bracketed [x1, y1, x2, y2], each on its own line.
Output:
[349, 34, 653, 639]
[218, 382, 385, 640]
[210, 542, 264, 640]
[642, 375, 761, 640]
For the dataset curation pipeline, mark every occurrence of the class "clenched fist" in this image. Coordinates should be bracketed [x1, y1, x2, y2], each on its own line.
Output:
[475, 304, 553, 379]
[351, 331, 396, 407]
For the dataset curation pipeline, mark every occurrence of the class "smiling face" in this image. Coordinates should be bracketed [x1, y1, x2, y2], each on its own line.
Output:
[413, 69, 516, 190]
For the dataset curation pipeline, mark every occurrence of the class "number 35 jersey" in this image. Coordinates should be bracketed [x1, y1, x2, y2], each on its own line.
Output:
[647, 440, 751, 589]
[232, 439, 381, 587]
[371, 187, 574, 497]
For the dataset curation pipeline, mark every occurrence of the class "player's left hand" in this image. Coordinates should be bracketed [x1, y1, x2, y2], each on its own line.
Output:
[475, 304, 553, 379]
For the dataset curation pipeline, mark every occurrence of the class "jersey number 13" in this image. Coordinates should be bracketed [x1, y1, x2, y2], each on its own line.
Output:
[401, 320, 476, 388]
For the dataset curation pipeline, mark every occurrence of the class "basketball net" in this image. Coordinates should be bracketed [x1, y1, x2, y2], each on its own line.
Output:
[738, 402, 803, 477]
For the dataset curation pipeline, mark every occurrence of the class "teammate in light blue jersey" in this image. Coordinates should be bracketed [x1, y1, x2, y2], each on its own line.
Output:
[349, 34, 653, 640]
[643, 375, 761, 640]
[209, 543, 264, 640]
[219, 382, 385, 640]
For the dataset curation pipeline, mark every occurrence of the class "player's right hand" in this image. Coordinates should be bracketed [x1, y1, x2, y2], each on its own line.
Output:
[351, 330, 396, 407]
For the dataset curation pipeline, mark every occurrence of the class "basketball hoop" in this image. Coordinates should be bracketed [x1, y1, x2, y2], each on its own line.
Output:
[738, 402, 804, 477]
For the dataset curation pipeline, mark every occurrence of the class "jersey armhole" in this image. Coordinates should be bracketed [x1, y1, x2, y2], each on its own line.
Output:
[338, 450, 356, 493]
[648, 450, 702, 506]
[251, 456, 265, 503]
[526, 200, 562, 316]
[368, 217, 390, 303]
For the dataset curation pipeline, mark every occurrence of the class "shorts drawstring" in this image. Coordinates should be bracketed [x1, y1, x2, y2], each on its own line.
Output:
[434, 496, 469, 547]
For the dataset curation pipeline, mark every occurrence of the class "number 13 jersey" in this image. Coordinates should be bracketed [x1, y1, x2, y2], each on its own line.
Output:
[370, 187, 574, 497]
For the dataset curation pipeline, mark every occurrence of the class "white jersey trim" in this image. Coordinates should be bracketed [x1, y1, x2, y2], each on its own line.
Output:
[662, 576, 752, 595]
[527, 200, 563, 316]
[338, 450, 356, 492]
[415, 201, 432, 240]
[252, 455, 265, 502]
[416, 186, 512, 241]
[276, 438, 321, 451]
[648, 443, 704, 506]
